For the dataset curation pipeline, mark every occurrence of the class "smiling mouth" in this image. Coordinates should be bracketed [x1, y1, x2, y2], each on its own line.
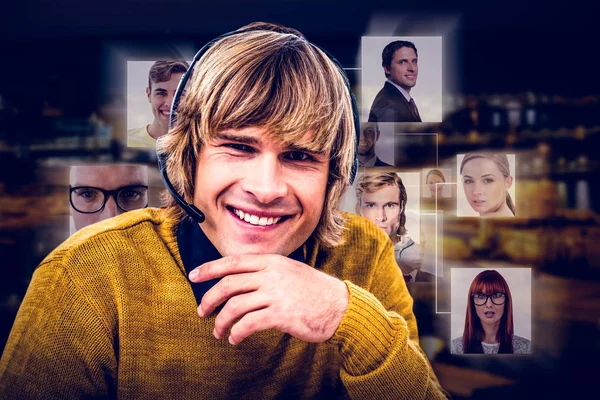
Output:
[472, 200, 486, 204]
[229, 207, 289, 226]
[159, 110, 170, 117]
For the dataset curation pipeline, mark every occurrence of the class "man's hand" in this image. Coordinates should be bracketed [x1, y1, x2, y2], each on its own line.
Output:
[188, 254, 349, 345]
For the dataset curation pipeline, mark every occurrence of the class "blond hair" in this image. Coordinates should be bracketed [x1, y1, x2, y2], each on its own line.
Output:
[355, 172, 408, 236]
[159, 27, 355, 247]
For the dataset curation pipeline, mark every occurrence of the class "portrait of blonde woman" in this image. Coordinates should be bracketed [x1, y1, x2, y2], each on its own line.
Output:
[422, 168, 451, 199]
[457, 153, 516, 217]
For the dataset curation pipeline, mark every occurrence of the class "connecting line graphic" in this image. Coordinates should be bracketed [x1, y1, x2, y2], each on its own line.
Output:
[338, 73, 449, 313]
[433, 182, 457, 314]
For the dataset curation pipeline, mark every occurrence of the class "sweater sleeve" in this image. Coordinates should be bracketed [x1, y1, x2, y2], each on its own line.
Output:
[0, 262, 117, 399]
[328, 239, 450, 400]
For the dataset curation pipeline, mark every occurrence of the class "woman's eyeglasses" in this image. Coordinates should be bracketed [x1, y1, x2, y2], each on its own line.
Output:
[471, 292, 506, 306]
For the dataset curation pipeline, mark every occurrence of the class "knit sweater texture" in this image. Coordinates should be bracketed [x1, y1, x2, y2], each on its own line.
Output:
[0, 208, 448, 399]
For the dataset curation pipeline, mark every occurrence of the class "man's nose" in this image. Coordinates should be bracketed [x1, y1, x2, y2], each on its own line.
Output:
[241, 155, 288, 204]
[377, 207, 387, 222]
[165, 93, 175, 109]
[99, 195, 119, 220]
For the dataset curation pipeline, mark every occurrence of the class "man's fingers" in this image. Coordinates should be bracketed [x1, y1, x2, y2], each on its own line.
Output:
[213, 291, 271, 340]
[198, 273, 261, 317]
[189, 254, 277, 283]
[228, 308, 274, 346]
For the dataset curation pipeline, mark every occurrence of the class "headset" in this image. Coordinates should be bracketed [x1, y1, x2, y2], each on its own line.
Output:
[157, 28, 361, 224]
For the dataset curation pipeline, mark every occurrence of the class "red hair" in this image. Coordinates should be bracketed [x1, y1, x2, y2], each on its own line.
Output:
[462, 270, 514, 353]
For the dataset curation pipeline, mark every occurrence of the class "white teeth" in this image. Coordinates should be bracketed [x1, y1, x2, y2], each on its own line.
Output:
[232, 208, 283, 226]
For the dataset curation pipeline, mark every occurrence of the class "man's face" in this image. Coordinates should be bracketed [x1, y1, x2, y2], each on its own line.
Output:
[384, 47, 418, 91]
[359, 184, 401, 238]
[192, 127, 330, 256]
[146, 72, 184, 134]
[358, 126, 378, 156]
[70, 166, 148, 232]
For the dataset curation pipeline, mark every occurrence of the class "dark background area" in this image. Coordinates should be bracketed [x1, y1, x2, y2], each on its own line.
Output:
[1, 0, 598, 398]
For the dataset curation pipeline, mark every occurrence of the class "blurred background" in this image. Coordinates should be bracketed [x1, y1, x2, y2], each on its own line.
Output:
[1, 0, 598, 398]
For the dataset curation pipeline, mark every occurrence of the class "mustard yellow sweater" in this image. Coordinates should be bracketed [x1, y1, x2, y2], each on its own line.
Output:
[0, 208, 448, 399]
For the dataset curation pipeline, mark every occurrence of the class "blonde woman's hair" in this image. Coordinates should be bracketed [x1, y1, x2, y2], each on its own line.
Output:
[355, 172, 408, 236]
[158, 25, 355, 248]
[460, 153, 515, 216]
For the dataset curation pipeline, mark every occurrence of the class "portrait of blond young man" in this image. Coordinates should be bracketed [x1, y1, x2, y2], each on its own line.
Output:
[0, 23, 448, 399]
[355, 172, 434, 283]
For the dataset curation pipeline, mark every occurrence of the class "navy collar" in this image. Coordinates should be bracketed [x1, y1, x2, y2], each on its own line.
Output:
[177, 218, 305, 305]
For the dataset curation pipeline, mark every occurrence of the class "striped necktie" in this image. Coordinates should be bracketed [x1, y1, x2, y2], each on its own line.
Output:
[408, 98, 421, 120]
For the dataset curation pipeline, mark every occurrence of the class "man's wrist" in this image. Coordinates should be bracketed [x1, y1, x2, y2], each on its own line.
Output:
[326, 277, 350, 339]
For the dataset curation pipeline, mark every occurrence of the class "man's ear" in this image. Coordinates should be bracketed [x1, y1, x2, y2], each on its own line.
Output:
[146, 87, 151, 102]
[505, 175, 513, 190]
[355, 202, 361, 216]
[383, 65, 391, 77]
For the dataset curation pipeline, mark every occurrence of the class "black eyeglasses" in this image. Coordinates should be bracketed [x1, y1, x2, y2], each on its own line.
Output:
[471, 292, 506, 306]
[70, 185, 148, 214]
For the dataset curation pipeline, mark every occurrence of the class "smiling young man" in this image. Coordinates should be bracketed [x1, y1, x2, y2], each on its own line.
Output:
[0, 26, 448, 399]
[358, 122, 393, 167]
[128, 60, 189, 148]
[368, 40, 422, 123]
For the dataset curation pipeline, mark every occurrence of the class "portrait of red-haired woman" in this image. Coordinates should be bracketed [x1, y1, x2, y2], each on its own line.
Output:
[451, 270, 531, 354]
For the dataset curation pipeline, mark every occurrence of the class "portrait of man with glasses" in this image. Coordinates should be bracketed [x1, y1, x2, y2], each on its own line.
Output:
[69, 165, 148, 233]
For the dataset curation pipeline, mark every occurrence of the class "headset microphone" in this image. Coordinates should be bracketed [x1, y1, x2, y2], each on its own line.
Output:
[157, 136, 205, 223]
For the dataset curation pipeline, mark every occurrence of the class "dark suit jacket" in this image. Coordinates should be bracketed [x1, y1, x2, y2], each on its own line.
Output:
[415, 270, 435, 283]
[368, 81, 422, 123]
[374, 157, 392, 167]
[359, 156, 393, 168]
